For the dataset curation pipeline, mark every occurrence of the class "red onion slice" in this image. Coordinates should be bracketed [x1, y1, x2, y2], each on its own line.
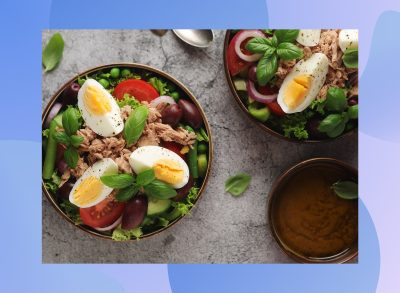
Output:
[150, 95, 176, 107]
[44, 102, 63, 128]
[94, 216, 123, 232]
[246, 80, 278, 104]
[234, 30, 266, 62]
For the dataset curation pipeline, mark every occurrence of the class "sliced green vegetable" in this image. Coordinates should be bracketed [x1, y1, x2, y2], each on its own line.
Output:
[42, 33, 64, 72]
[197, 154, 208, 178]
[42, 118, 59, 179]
[124, 105, 149, 146]
[248, 103, 270, 122]
[147, 197, 171, 216]
[225, 173, 252, 197]
[233, 79, 247, 92]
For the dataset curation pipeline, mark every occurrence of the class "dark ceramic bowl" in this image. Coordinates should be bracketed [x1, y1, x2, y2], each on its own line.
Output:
[42, 63, 213, 240]
[223, 30, 357, 143]
[267, 158, 358, 263]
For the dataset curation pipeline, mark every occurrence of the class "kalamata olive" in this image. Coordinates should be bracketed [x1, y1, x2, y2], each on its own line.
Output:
[248, 66, 257, 82]
[121, 194, 148, 230]
[347, 72, 358, 87]
[162, 104, 183, 128]
[62, 82, 80, 106]
[56, 180, 74, 200]
[348, 96, 358, 106]
[306, 117, 326, 140]
[56, 144, 67, 164]
[57, 159, 68, 174]
[178, 99, 203, 129]
[172, 177, 195, 202]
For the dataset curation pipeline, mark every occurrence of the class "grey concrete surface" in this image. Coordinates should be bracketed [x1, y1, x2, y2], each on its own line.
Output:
[42, 30, 358, 263]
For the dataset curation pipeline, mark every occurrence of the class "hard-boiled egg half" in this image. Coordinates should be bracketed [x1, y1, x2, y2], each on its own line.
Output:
[338, 29, 358, 52]
[69, 158, 118, 208]
[129, 146, 189, 189]
[277, 53, 329, 114]
[296, 29, 321, 47]
[78, 79, 124, 137]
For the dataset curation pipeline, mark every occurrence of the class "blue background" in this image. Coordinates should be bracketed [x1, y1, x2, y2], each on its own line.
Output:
[1, 0, 399, 292]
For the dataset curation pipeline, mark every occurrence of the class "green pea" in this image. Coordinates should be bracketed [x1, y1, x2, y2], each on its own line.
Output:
[98, 79, 110, 88]
[170, 91, 180, 101]
[110, 68, 120, 79]
[198, 143, 208, 154]
[121, 69, 131, 78]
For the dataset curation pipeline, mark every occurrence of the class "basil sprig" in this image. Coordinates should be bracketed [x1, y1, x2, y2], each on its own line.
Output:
[100, 169, 177, 202]
[225, 173, 252, 197]
[124, 105, 149, 146]
[53, 107, 83, 168]
[342, 48, 358, 69]
[42, 33, 64, 72]
[245, 29, 302, 85]
[332, 181, 358, 199]
[317, 87, 358, 138]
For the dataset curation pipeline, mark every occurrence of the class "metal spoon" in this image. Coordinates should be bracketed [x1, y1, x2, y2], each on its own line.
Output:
[172, 29, 214, 48]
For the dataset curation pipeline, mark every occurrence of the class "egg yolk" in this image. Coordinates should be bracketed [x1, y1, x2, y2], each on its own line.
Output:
[83, 85, 112, 116]
[153, 159, 184, 185]
[73, 176, 104, 206]
[284, 75, 312, 110]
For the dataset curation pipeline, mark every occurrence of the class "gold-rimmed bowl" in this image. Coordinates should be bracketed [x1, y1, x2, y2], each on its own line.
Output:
[267, 158, 358, 263]
[42, 63, 213, 240]
[223, 30, 357, 143]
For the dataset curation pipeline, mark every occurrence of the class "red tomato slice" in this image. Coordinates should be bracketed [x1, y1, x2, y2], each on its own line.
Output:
[227, 31, 252, 76]
[80, 196, 125, 228]
[267, 101, 286, 117]
[162, 141, 185, 160]
[113, 79, 159, 102]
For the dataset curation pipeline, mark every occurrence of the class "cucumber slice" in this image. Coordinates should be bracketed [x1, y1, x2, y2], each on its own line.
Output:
[233, 79, 247, 92]
[147, 197, 171, 216]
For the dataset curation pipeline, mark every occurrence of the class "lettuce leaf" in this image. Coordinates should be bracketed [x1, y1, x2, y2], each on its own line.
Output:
[59, 200, 82, 225]
[112, 227, 143, 241]
[117, 94, 141, 109]
[44, 171, 61, 194]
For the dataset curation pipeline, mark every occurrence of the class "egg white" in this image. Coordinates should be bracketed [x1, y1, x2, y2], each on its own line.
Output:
[129, 146, 190, 189]
[69, 158, 118, 208]
[277, 53, 329, 114]
[78, 79, 124, 137]
[338, 29, 358, 52]
[296, 29, 321, 47]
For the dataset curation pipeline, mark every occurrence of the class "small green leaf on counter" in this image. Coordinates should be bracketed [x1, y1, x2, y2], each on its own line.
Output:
[342, 48, 358, 68]
[42, 33, 64, 72]
[332, 181, 358, 199]
[225, 173, 252, 196]
[124, 105, 149, 146]
[101, 173, 135, 189]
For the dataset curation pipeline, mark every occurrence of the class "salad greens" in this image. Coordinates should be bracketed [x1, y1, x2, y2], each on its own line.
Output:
[117, 94, 141, 109]
[60, 200, 82, 225]
[43, 171, 61, 194]
[225, 173, 252, 196]
[112, 227, 143, 241]
[42, 33, 64, 72]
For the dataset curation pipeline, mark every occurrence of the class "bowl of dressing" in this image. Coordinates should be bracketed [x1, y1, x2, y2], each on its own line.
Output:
[268, 158, 358, 263]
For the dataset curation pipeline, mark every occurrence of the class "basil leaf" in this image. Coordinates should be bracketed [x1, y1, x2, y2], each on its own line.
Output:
[332, 181, 358, 199]
[70, 135, 84, 148]
[64, 146, 79, 168]
[136, 169, 156, 186]
[342, 48, 358, 68]
[100, 174, 135, 189]
[325, 87, 348, 112]
[274, 30, 299, 43]
[318, 114, 343, 133]
[62, 107, 81, 136]
[225, 173, 252, 197]
[124, 105, 149, 146]
[144, 180, 177, 199]
[326, 120, 347, 138]
[262, 29, 274, 35]
[116, 185, 139, 202]
[53, 131, 70, 146]
[276, 42, 303, 60]
[348, 105, 358, 119]
[256, 53, 278, 86]
[42, 33, 64, 72]
[245, 37, 276, 55]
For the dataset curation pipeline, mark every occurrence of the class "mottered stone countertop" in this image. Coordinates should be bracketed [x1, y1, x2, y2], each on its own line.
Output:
[42, 30, 358, 263]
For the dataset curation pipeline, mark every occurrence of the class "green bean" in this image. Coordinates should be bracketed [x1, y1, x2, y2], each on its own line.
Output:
[185, 126, 198, 178]
[42, 116, 60, 179]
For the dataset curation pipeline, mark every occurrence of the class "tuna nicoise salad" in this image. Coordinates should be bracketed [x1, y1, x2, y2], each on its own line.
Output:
[226, 29, 358, 140]
[42, 65, 210, 241]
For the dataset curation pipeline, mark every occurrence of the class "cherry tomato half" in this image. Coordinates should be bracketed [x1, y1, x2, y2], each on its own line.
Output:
[113, 79, 159, 102]
[226, 31, 252, 76]
[162, 141, 186, 160]
[267, 101, 286, 117]
[80, 196, 125, 228]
